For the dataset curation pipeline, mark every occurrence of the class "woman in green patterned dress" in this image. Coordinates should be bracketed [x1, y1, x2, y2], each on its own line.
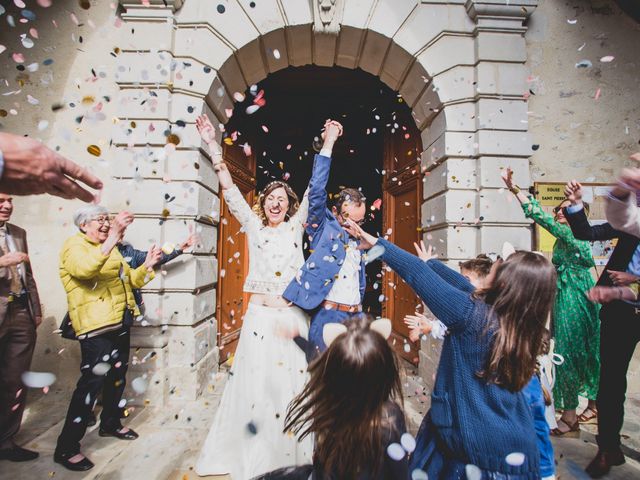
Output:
[502, 168, 600, 436]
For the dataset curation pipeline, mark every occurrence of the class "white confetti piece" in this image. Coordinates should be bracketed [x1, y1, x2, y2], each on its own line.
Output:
[600, 55, 615, 63]
[401, 433, 416, 453]
[246, 104, 260, 115]
[37, 120, 48, 131]
[411, 469, 428, 480]
[161, 242, 175, 254]
[20, 34, 34, 49]
[273, 48, 281, 59]
[567, 19, 577, 24]
[505, 452, 526, 466]
[131, 376, 148, 394]
[386, 443, 405, 461]
[91, 362, 111, 376]
[233, 92, 245, 102]
[21, 371, 56, 388]
[465, 464, 482, 480]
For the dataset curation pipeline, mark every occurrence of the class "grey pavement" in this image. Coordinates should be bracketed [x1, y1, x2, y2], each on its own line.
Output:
[1, 368, 639, 479]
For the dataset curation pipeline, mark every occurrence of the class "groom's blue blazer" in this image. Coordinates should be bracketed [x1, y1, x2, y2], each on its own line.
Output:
[283, 153, 366, 310]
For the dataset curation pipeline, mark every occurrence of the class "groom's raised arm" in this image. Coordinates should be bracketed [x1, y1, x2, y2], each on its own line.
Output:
[306, 121, 342, 235]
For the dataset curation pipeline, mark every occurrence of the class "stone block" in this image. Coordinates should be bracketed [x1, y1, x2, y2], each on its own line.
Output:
[241, 0, 286, 35]
[167, 347, 219, 403]
[411, 82, 442, 129]
[421, 131, 476, 167]
[167, 319, 216, 368]
[445, 158, 479, 192]
[174, 27, 233, 71]
[130, 325, 169, 349]
[368, 0, 417, 38]
[394, 4, 474, 55]
[380, 42, 413, 91]
[431, 65, 476, 103]
[422, 189, 477, 225]
[263, 28, 289, 74]
[176, 0, 258, 50]
[342, 0, 376, 29]
[479, 225, 533, 254]
[219, 56, 249, 103]
[399, 61, 430, 107]
[286, 25, 313, 67]
[478, 188, 530, 223]
[358, 30, 390, 76]
[313, 33, 338, 67]
[420, 109, 447, 149]
[280, 0, 313, 25]
[159, 254, 218, 290]
[477, 98, 528, 131]
[118, 18, 174, 51]
[478, 156, 531, 189]
[206, 76, 235, 125]
[125, 346, 168, 406]
[477, 130, 533, 157]
[476, 62, 528, 96]
[236, 38, 268, 87]
[423, 161, 448, 200]
[142, 289, 216, 326]
[476, 32, 527, 63]
[441, 102, 476, 132]
[423, 224, 478, 260]
[104, 178, 217, 217]
[115, 51, 173, 85]
[111, 147, 218, 193]
[336, 26, 365, 70]
[418, 35, 476, 78]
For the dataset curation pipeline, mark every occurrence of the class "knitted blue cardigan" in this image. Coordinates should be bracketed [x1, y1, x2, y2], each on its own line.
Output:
[378, 238, 540, 477]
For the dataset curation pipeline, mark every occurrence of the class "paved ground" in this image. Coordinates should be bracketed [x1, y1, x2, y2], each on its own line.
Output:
[2, 367, 639, 480]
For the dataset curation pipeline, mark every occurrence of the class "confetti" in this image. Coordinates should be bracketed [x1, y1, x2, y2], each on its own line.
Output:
[91, 362, 111, 375]
[261, 125, 269, 133]
[594, 88, 601, 101]
[37, 120, 49, 131]
[273, 48, 281, 59]
[0, 45, 5, 55]
[246, 104, 260, 115]
[14, 0, 26, 7]
[20, 34, 34, 48]
[131, 376, 148, 394]
[401, 433, 416, 453]
[575, 59, 592, 69]
[411, 470, 428, 480]
[161, 242, 176, 254]
[465, 464, 482, 480]
[217, 4, 226, 14]
[37, 0, 52, 6]
[87, 145, 101, 156]
[21, 371, 56, 388]
[505, 452, 526, 466]
[12, 53, 25, 63]
[386, 443, 405, 461]
[233, 92, 245, 102]
[600, 55, 615, 63]
[567, 19, 577, 24]
[246, 421, 258, 435]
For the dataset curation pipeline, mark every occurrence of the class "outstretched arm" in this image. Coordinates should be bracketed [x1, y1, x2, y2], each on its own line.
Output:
[306, 120, 342, 234]
[606, 181, 640, 239]
[196, 114, 233, 191]
[563, 180, 621, 241]
[413, 240, 475, 293]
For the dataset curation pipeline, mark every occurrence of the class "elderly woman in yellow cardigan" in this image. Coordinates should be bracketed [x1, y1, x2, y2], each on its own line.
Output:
[54, 205, 161, 472]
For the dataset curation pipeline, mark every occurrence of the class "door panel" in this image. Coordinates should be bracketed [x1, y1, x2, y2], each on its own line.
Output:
[216, 145, 256, 364]
[382, 130, 423, 364]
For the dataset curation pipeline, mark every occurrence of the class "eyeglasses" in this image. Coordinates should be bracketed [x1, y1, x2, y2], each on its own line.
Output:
[90, 215, 112, 225]
[340, 212, 366, 226]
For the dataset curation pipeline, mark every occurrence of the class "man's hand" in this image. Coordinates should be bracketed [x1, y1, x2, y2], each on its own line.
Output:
[607, 270, 640, 286]
[109, 211, 134, 239]
[321, 119, 343, 143]
[0, 251, 29, 267]
[179, 233, 198, 252]
[413, 240, 435, 262]
[564, 180, 583, 205]
[588, 285, 636, 303]
[143, 244, 163, 270]
[0, 132, 103, 202]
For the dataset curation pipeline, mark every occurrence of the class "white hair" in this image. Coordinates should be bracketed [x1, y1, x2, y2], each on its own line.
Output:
[73, 205, 109, 228]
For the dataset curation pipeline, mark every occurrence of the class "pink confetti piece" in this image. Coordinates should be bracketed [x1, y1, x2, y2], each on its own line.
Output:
[37, 0, 52, 6]
[29, 28, 38, 38]
[286, 144, 292, 150]
[242, 143, 252, 156]
[43, 386, 49, 394]
[70, 12, 79, 25]
[12, 53, 25, 63]
[261, 125, 269, 133]
[225, 108, 233, 118]
[594, 88, 601, 101]
[14, 0, 26, 8]
[246, 104, 260, 115]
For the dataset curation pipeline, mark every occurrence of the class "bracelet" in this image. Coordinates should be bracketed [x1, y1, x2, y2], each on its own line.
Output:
[510, 185, 521, 194]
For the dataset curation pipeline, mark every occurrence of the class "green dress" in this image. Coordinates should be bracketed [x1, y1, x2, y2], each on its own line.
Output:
[522, 197, 600, 410]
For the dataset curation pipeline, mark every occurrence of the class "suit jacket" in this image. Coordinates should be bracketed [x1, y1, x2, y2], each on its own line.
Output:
[563, 205, 640, 288]
[283, 154, 366, 310]
[0, 223, 42, 324]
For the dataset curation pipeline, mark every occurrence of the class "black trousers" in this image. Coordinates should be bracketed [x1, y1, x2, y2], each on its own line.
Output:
[0, 303, 36, 447]
[55, 327, 130, 456]
[596, 302, 640, 451]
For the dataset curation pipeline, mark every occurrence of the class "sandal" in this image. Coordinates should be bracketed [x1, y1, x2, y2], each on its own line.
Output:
[578, 407, 598, 424]
[551, 418, 580, 437]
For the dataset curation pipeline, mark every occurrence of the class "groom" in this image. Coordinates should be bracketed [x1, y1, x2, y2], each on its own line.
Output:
[283, 120, 367, 357]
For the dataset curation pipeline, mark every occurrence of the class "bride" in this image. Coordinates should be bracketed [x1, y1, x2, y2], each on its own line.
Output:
[194, 114, 313, 479]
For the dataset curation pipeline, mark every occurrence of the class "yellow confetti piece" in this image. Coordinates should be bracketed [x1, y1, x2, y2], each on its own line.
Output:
[82, 95, 95, 105]
[167, 134, 180, 145]
[87, 145, 101, 157]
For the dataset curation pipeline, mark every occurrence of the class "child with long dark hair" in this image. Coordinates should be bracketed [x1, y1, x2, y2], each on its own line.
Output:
[256, 315, 410, 480]
[351, 221, 557, 479]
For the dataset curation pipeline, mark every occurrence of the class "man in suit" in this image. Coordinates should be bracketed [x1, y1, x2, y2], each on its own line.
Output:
[562, 180, 640, 478]
[283, 120, 367, 357]
[0, 192, 42, 462]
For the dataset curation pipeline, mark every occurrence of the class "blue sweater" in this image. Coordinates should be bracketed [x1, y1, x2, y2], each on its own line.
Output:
[378, 238, 541, 477]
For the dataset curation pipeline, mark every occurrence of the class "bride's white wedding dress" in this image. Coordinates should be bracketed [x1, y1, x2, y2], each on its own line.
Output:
[195, 185, 312, 479]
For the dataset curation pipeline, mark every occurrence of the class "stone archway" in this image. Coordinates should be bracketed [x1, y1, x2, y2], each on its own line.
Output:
[114, 0, 538, 404]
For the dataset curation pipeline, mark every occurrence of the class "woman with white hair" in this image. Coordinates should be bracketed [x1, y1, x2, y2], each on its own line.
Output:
[54, 206, 162, 471]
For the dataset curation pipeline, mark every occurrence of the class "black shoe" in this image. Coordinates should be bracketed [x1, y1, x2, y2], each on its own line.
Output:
[53, 452, 94, 471]
[99, 427, 139, 440]
[0, 445, 39, 462]
[585, 449, 625, 478]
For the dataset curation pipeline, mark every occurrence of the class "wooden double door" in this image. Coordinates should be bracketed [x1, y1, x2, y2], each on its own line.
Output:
[216, 134, 423, 364]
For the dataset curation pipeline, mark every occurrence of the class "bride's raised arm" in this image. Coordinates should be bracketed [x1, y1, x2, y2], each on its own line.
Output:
[196, 114, 257, 228]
